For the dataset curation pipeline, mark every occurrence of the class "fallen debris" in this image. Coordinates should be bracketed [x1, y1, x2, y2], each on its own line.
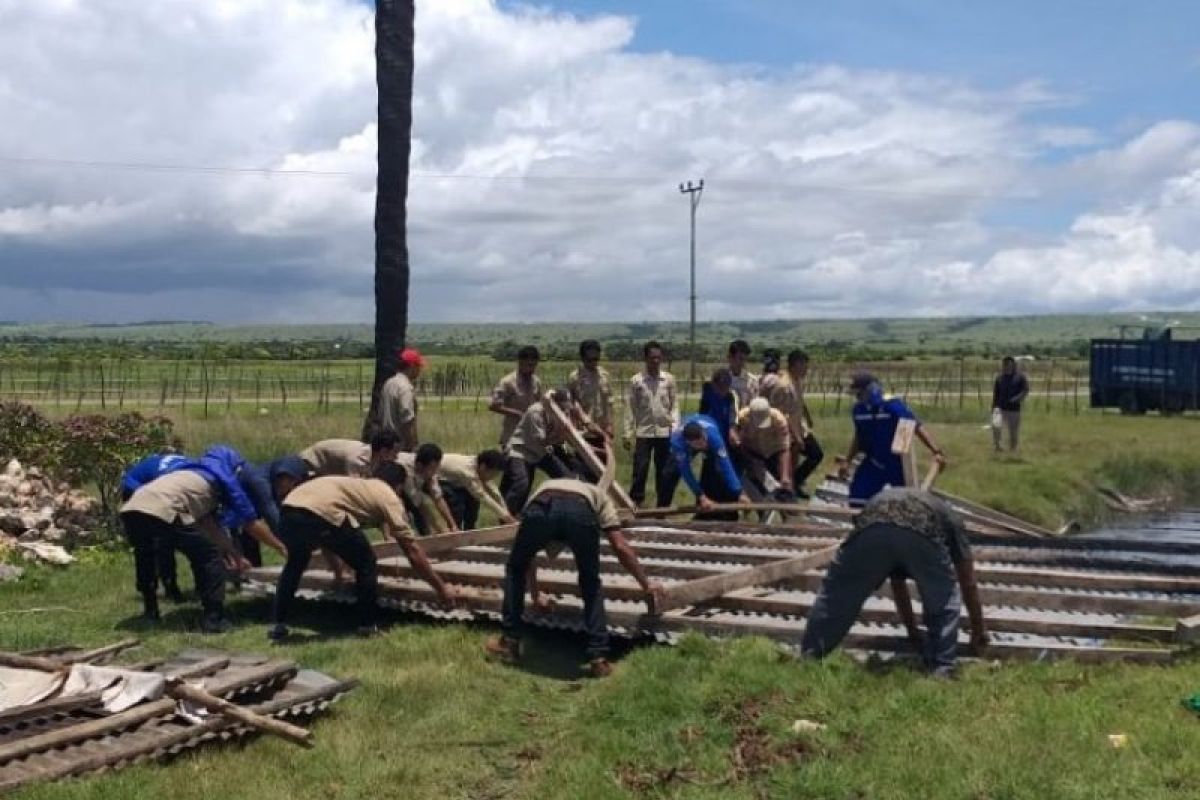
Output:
[0, 645, 356, 793]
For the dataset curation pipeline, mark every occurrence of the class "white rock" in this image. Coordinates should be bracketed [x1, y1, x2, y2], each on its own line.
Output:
[3, 459, 21, 478]
[17, 540, 75, 565]
[15, 481, 33, 496]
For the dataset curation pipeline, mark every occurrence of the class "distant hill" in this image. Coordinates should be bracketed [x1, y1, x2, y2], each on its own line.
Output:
[3, 313, 1197, 360]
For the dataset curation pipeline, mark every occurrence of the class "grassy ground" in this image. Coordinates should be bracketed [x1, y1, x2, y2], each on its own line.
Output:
[6, 405, 1200, 798]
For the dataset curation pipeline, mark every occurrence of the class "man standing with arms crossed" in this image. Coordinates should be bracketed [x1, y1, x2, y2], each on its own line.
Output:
[624, 341, 679, 508]
[568, 339, 614, 439]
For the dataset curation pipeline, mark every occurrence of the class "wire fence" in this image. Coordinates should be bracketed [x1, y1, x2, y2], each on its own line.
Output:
[0, 357, 1091, 418]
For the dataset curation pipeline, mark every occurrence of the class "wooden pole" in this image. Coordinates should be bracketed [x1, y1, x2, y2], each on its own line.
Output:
[165, 679, 312, 747]
[655, 545, 840, 613]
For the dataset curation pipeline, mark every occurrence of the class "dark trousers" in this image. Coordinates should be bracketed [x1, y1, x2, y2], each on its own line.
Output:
[794, 433, 825, 490]
[120, 488, 179, 591]
[236, 530, 263, 568]
[501, 495, 608, 657]
[442, 481, 480, 529]
[120, 511, 226, 616]
[500, 452, 575, 514]
[801, 524, 962, 672]
[629, 437, 673, 507]
[273, 507, 379, 628]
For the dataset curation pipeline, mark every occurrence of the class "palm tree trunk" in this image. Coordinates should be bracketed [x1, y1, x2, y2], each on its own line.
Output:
[362, 0, 415, 440]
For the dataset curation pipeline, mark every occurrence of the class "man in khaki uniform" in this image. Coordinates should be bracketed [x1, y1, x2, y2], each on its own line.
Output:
[396, 443, 459, 535]
[767, 350, 824, 497]
[624, 340, 679, 508]
[567, 339, 613, 438]
[486, 478, 664, 677]
[489, 345, 542, 446]
[378, 348, 425, 451]
[501, 390, 578, 513]
[438, 450, 516, 528]
[269, 461, 456, 640]
[727, 339, 760, 409]
[730, 398, 794, 500]
[299, 431, 400, 478]
[121, 468, 286, 631]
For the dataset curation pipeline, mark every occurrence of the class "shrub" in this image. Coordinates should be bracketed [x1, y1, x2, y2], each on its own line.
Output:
[58, 412, 183, 529]
[0, 401, 62, 472]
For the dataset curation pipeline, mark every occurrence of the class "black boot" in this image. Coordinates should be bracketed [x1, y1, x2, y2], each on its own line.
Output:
[162, 579, 185, 603]
[141, 594, 161, 623]
[201, 611, 232, 634]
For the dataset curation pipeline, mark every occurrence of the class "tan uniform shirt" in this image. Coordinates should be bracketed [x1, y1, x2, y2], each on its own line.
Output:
[768, 376, 810, 441]
[379, 372, 417, 435]
[120, 470, 215, 526]
[759, 372, 781, 398]
[491, 371, 542, 445]
[624, 371, 679, 438]
[729, 369, 760, 409]
[283, 476, 412, 536]
[567, 366, 613, 430]
[395, 452, 443, 501]
[300, 439, 371, 477]
[735, 407, 791, 458]
[528, 479, 622, 530]
[438, 454, 508, 520]
[506, 403, 564, 463]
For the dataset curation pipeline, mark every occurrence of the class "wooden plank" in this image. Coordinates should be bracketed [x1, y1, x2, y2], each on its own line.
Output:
[933, 489, 1051, 537]
[373, 523, 518, 558]
[0, 692, 105, 728]
[1176, 614, 1200, 644]
[545, 399, 637, 511]
[655, 546, 840, 612]
[0, 661, 297, 766]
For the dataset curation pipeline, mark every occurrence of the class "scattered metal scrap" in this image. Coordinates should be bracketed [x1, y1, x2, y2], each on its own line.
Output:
[0, 644, 356, 794]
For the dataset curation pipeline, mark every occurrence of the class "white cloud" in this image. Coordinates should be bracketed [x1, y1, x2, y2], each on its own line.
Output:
[0, 0, 1198, 322]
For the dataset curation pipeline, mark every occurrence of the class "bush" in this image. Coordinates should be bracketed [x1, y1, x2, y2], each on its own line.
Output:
[0, 401, 62, 472]
[0, 402, 183, 533]
[58, 412, 183, 528]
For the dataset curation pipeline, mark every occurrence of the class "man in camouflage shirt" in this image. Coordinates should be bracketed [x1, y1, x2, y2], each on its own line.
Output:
[801, 488, 988, 675]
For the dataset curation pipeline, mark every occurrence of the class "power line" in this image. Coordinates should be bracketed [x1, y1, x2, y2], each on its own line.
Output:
[0, 154, 1035, 201]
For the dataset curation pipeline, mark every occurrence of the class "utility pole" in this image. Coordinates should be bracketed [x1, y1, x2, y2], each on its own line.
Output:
[679, 179, 704, 396]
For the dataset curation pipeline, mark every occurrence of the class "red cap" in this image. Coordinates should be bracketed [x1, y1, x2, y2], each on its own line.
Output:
[398, 348, 426, 368]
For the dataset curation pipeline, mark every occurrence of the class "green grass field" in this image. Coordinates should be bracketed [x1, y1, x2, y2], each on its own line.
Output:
[6, 405, 1200, 798]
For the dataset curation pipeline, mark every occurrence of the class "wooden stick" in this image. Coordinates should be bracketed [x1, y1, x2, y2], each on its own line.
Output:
[655, 545, 841, 612]
[920, 459, 943, 491]
[374, 523, 518, 558]
[0, 651, 63, 672]
[165, 680, 312, 748]
[545, 399, 637, 511]
[61, 638, 141, 665]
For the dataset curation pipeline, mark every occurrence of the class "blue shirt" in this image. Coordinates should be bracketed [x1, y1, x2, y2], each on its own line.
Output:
[220, 462, 282, 533]
[669, 413, 742, 497]
[195, 445, 260, 529]
[698, 383, 736, 443]
[120, 453, 195, 497]
[852, 394, 918, 465]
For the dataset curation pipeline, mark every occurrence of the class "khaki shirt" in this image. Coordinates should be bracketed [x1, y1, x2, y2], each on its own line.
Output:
[395, 452, 443, 502]
[491, 371, 542, 445]
[624, 371, 679, 438]
[283, 476, 412, 536]
[759, 372, 781, 398]
[379, 372, 417, 434]
[300, 439, 371, 477]
[735, 407, 791, 458]
[438, 453, 508, 520]
[567, 366, 613, 430]
[528, 479, 622, 530]
[121, 470, 215, 526]
[768, 377, 810, 440]
[730, 369, 760, 409]
[506, 403, 565, 463]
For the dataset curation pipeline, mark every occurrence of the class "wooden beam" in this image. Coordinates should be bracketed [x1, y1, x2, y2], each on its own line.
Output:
[373, 523, 518, 558]
[1176, 614, 1200, 644]
[165, 680, 312, 748]
[933, 489, 1051, 537]
[545, 398, 637, 511]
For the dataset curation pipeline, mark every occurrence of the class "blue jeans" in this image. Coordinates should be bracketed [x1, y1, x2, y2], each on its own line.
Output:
[501, 494, 608, 657]
[801, 524, 962, 672]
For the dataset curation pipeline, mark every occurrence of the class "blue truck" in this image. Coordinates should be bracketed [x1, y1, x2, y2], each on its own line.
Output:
[1090, 327, 1200, 414]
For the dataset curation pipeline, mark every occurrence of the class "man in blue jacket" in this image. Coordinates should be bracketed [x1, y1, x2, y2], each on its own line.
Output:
[839, 372, 946, 505]
[666, 413, 749, 520]
[120, 451, 197, 602]
[225, 455, 310, 567]
[120, 444, 287, 629]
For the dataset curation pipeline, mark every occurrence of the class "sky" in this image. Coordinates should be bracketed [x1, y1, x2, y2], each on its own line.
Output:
[1, 0, 1199, 324]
